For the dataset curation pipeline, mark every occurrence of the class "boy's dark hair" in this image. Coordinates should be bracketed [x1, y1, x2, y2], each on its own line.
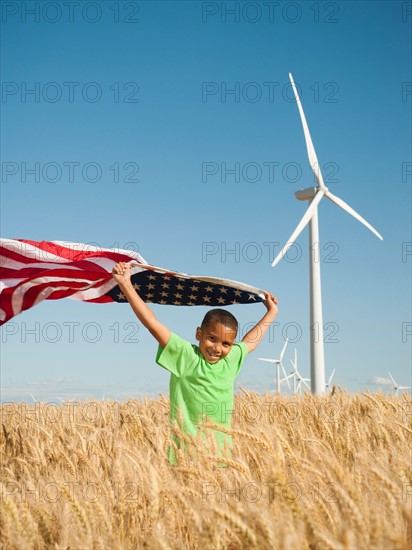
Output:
[200, 309, 238, 333]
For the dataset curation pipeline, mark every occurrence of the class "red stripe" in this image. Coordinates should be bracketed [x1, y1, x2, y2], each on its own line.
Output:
[0, 244, 42, 264]
[0, 277, 115, 325]
[16, 239, 141, 263]
[0, 239, 147, 324]
[0, 266, 111, 281]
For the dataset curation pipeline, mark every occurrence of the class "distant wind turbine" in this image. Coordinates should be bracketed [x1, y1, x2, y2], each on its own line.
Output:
[290, 348, 310, 395]
[258, 338, 291, 393]
[388, 371, 410, 396]
[272, 73, 383, 395]
[325, 369, 336, 392]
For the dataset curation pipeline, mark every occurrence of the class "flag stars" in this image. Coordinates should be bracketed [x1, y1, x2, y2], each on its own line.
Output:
[162, 282, 170, 289]
[219, 287, 228, 294]
[117, 292, 126, 301]
[189, 294, 197, 301]
[203, 296, 211, 303]
[234, 290, 242, 297]
[147, 283, 156, 290]
[217, 297, 226, 304]
[190, 285, 199, 292]
[133, 283, 141, 291]
[148, 274, 157, 280]
[205, 285, 214, 293]
[174, 292, 183, 300]
[161, 291, 168, 298]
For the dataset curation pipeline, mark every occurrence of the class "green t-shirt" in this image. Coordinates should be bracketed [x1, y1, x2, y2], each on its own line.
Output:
[156, 332, 248, 463]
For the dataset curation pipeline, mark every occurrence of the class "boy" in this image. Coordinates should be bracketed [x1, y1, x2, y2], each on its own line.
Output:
[112, 262, 279, 463]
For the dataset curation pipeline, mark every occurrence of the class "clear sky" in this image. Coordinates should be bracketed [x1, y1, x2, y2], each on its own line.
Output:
[1, 0, 411, 402]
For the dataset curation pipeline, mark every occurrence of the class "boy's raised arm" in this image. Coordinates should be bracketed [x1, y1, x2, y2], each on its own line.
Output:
[241, 292, 279, 353]
[112, 262, 171, 348]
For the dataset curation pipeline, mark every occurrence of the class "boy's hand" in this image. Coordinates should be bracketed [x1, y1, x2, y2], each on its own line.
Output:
[241, 291, 279, 352]
[112, 262, 132, 286]
[111, 262, 171, 348]
[263, 291, 279, 315]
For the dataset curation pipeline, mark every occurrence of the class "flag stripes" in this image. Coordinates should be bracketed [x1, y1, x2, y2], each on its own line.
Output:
[0, 239, 265, 325]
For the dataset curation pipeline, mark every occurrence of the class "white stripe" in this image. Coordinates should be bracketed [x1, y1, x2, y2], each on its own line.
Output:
[0, 259, 92, 271]
[68, 266, 146, 301]
[51, 240, 147, 262]
[0, 238, 148, 265]
[69, 278, 118, 300]
[1, 279, 24, 290]
[11, 275, 106, 315]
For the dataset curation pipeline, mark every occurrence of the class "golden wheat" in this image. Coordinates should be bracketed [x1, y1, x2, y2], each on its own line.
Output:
[0, 390, 411, 549]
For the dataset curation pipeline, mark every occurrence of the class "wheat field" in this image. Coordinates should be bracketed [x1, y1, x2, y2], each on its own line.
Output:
[1, 390, 411, 549]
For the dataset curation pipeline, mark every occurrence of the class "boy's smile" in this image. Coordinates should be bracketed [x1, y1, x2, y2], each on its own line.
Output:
[195, 321, 237, 364]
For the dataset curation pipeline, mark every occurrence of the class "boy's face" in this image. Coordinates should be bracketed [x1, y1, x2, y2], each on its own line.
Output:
[195, 321, 237, 364]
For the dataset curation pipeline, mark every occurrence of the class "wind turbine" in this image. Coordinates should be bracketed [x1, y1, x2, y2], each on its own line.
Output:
[258, 338, 291, 393]
[291, 348, 310, 395]
[325, 368, 336, 392]
[272, 73, 383, 395]
[388, 371, 411, 396]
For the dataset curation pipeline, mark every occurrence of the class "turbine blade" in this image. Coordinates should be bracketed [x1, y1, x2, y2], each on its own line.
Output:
[280, 338, 289, 361]
[325, 191, 383, 240]
[328, 368, 336, 385]
[289, 73, 326, 189]
[258, 358, 277, 363]
[272, 190, 324, 267]
[388, 371, 397, 386]
[301, 378, 311, 390]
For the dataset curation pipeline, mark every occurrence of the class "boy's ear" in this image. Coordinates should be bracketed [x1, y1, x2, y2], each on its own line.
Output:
[195, 327, 202, 341]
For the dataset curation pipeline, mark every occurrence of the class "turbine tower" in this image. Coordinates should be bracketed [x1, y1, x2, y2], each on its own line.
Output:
[272, 73, 383, 395]
[258, 338, 291, 393]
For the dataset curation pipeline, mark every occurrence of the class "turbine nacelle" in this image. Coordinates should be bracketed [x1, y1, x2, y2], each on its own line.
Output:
[295, 187, 325, 201]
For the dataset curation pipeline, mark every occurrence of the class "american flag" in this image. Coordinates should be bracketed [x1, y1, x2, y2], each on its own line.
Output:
[0, 239, 265, 326]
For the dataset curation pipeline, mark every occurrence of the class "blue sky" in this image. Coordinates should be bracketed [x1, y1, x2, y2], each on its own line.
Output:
[1, 0, 411, 402]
